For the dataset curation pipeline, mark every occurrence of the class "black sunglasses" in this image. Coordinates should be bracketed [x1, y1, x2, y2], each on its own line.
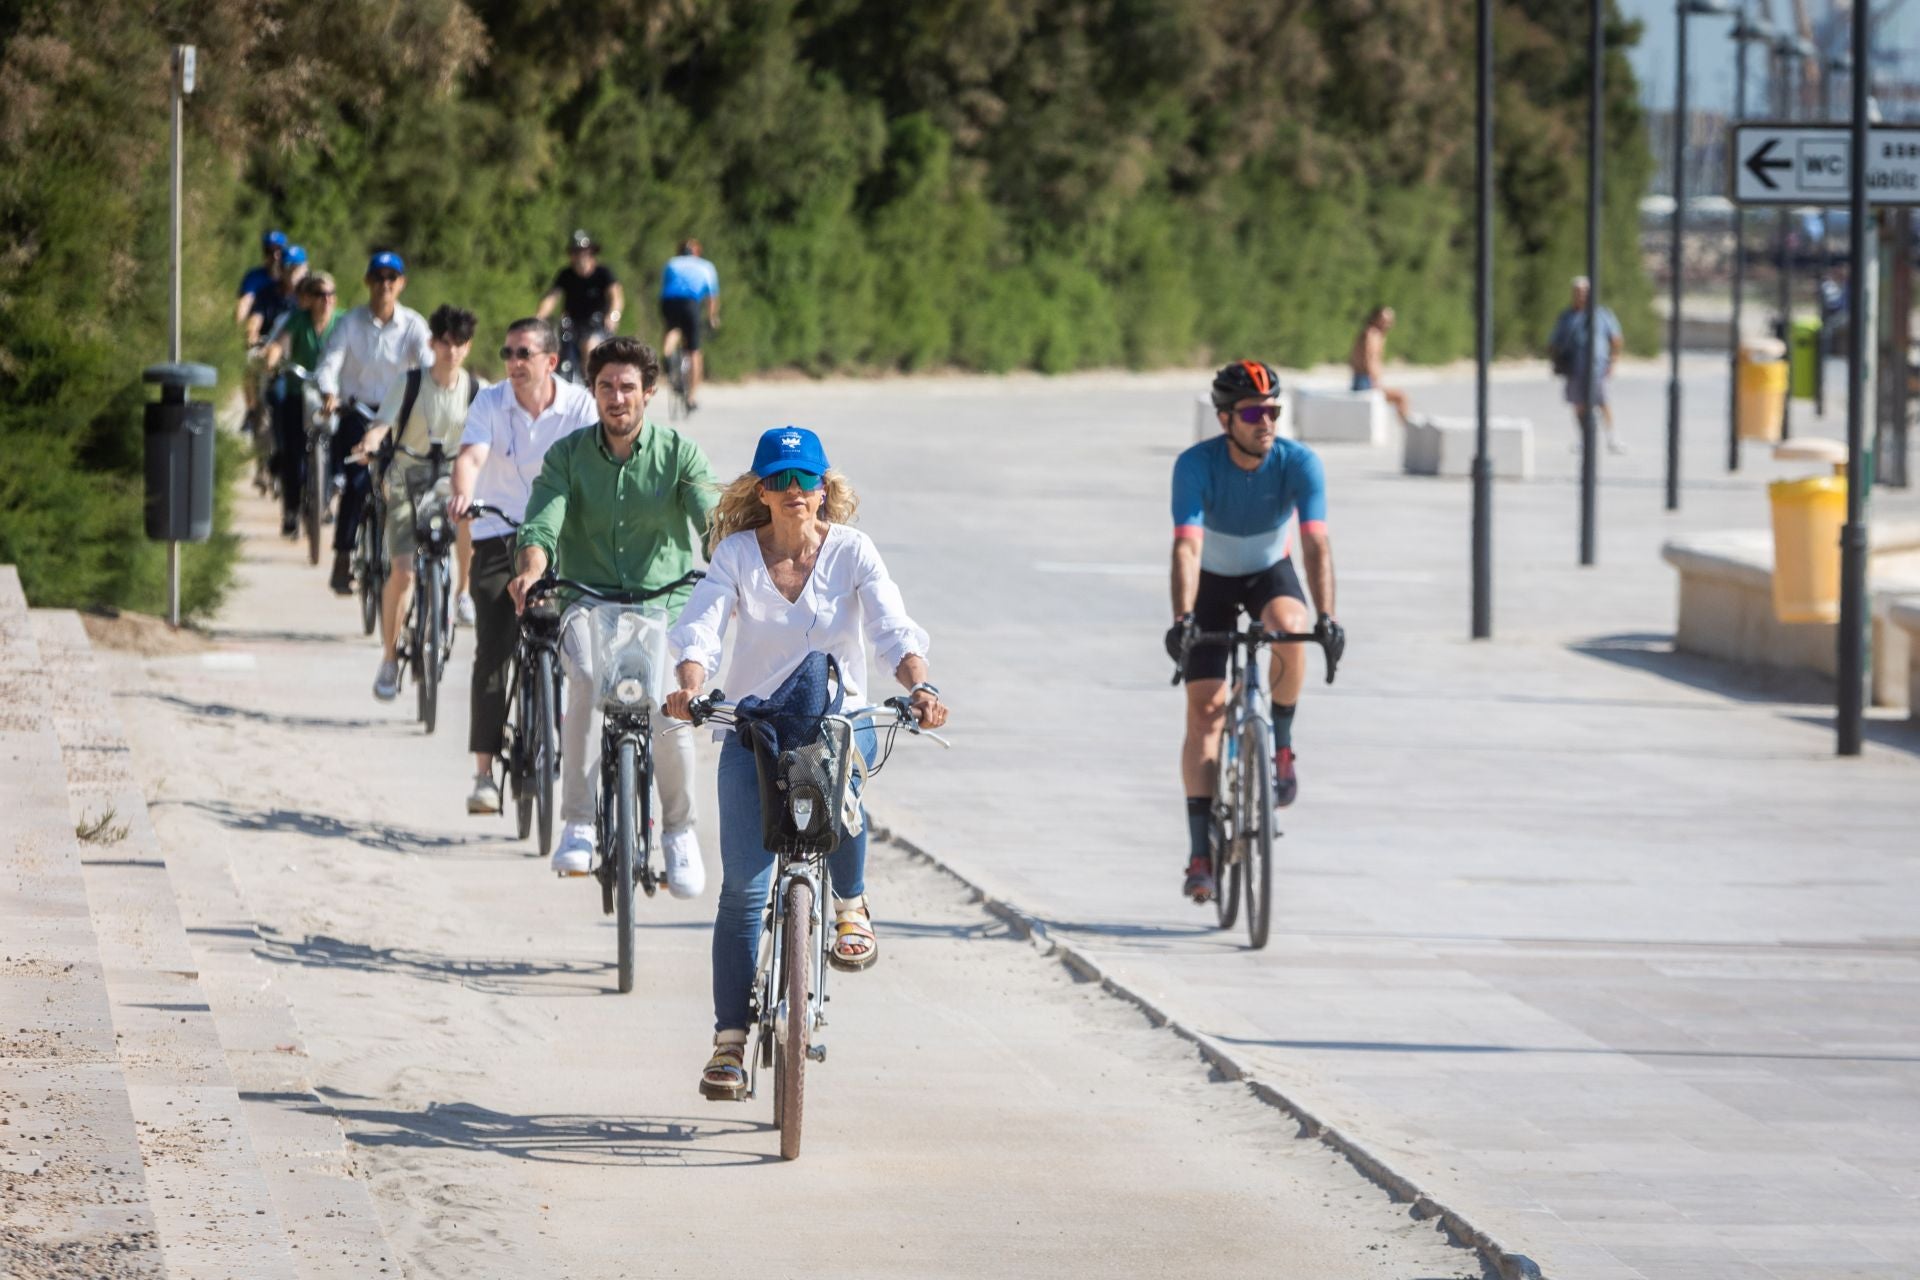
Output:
[500, 345, 547, 361]
[368, 271, 400, 284]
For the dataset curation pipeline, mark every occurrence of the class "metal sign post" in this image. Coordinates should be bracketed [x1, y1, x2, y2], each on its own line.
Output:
[167, 45, 193, 628]
[1580, 0, 1601, 568]
[1470, 0, 1492, 639]
[1838, 5, 1871, 757]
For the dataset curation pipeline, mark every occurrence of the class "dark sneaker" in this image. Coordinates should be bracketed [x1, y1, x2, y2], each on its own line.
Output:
[1183, 856, 1216, 904]
[1273, 747, 1299, 808]
[281, 513, 299, 538]
[329, 550, 353, 596]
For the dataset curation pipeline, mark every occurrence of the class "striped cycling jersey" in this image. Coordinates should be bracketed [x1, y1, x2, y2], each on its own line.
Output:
[1171, 434, 1328, 576]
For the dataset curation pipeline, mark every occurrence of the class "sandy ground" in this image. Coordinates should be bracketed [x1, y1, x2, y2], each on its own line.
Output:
[107, 482, 1484, 1280]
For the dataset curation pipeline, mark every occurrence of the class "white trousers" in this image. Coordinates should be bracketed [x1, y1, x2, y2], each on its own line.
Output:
[558, 608, 696, 832]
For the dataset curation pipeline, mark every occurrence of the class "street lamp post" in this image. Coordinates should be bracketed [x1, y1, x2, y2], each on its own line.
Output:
[1668, 0, 1737, 513]
[1816, 54, 1847, 420]
[1773, 34, 1814, 442]
[1471, 0, 1494, 639]
[1727, 12, 1773, 473]
[1837, 0, 1870, 756]
[1581, 0, 1602, 567]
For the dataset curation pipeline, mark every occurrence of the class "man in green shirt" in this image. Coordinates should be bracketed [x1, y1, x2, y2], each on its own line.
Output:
[509, 337, 718, 887]
[262, 272, 340, 537]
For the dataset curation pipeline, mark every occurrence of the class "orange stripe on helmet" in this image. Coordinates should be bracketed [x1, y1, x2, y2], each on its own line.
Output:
[1241, 360, 1272, 395]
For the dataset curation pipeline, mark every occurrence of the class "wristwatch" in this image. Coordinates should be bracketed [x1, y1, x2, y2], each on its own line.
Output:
[908, 682, 940, 699]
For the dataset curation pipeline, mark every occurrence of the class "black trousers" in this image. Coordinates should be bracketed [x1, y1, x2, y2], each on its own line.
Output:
[469, 534, 519, 756]
[272, 385, 306, 524]
[330, 405, 374, 554]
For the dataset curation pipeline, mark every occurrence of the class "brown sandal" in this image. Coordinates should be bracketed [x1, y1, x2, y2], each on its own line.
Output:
[829, 898, 878, 972]
[699, 1042, 747, 1101]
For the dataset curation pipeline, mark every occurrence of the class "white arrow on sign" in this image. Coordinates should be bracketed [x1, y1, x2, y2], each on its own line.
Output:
[1730, 123, 1920, 206]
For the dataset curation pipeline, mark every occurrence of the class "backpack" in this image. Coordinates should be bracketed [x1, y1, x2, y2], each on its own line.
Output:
[395, 367, 480, 444]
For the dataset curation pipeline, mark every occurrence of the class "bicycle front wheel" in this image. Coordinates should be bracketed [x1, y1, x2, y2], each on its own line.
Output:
[1211, 728, 1241, 930]
[1239, 717, 1275, 950]
[418, 569, 441, 734]
[614, 738, 638, 994]
[775, 875, 812, 1160]
[357, 524, 379, 636]
[533, 650, 558, 858]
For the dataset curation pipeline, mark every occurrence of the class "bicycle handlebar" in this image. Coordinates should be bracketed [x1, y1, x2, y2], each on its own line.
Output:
[1170, 623, 1340, 687]
[686, 691, 951, 747]
[526, 571, 704, 609]
[462, 501, 520, 528]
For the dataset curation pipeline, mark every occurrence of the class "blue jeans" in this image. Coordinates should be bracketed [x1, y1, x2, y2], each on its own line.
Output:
[712, 726, 875, 1033]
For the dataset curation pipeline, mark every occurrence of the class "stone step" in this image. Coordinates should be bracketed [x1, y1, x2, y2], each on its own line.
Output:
[32, 609, 398, 1280]
[0, 568, 166, 1277]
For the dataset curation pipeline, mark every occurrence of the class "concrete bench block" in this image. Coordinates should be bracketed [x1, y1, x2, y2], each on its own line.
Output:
[1403, 414, 1535, 479]
[1192, 393, 1296, 444]
[1295, 389, 1387, 446]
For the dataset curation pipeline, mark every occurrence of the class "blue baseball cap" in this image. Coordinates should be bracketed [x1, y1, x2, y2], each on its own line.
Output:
[283, 244, 308, 268]
[367, 250, 405, 276]
[751, 426, 829, 478]
[262, 229, 288, 250]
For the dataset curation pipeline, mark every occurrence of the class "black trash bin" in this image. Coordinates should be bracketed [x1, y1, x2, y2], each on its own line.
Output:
[142, 362, 218, 542]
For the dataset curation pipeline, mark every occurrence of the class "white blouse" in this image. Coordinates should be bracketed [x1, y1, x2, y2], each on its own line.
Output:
[669, 524, 930, 711]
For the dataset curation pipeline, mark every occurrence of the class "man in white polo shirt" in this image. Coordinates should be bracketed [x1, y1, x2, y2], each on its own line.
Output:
[449, 317, 598, 816]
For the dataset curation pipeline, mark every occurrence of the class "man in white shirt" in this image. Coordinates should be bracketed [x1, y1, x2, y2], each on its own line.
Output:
[357, 305, 481, 701]
[316, 251, 433, 594]
[449, 317, 597, 816]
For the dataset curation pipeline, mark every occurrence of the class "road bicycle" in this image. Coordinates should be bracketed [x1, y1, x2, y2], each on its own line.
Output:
[1173, 622, 1339, 950]
[526, 571, 702, 994]
[687, 689, 949, 1160]
[555, 312, 606, 387]
[664, 346, 691, 420]
[275, 363, 335, 567]
[392, 441, 458, 734]
[465, 504, 565, 856]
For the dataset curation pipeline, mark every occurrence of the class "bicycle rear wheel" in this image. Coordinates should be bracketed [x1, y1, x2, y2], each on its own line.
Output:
[1239, 717, 1275, 950]
[614, 739, 638, 994]
[304, 444, 323, 567]
[510, 660, 535, 840]
[775, 876, 812, 1160]
[356, 522, 379, 636]
[533, 650, 558, 858]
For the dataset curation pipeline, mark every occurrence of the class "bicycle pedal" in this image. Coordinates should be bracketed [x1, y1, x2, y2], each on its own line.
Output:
[806, 1043, 827, 1063]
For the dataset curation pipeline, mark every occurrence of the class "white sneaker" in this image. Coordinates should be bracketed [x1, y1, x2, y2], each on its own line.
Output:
[456, 592, 476, 627]
[552, 823, 594, 877]
[663, 828, 705, 899]
[373, 658, 400, 701]
[467, 772, 502, 816]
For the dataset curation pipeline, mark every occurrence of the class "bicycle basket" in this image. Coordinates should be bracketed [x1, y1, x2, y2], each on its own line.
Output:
[585, 602, 670, 713]
[403, 466, 453, 544]
[746, 716, 856, 857]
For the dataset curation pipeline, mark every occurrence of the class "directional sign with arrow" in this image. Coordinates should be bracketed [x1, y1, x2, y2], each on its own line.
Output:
[1731, 122, 1920, 206]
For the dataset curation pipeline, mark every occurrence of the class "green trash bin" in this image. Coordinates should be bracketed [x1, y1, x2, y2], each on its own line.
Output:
[1789, 317, 1820, 400]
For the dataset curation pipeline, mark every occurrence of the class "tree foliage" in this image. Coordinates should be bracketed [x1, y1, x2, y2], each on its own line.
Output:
[0, 0, 1652, 611]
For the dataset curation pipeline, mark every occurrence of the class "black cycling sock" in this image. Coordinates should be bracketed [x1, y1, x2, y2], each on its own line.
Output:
[1271, 702, 1296, 750]
[1185, 797, 1211, 863]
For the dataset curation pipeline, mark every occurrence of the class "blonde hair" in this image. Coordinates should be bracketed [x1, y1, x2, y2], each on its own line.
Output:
[708, 470, 859, 544]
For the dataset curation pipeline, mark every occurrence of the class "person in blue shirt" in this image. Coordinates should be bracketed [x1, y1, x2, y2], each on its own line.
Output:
[1166, 360, 1345, 904]
[236, 229, 288, 348]
[658, 238, 720, 409]
[1546, 276, 1625, 454]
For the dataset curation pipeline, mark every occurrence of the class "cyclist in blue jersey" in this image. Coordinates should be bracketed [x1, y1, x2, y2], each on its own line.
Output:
[658, 238, 720, 410]
[236, 229, 288, 347]
[1167, 360, 1345, 903]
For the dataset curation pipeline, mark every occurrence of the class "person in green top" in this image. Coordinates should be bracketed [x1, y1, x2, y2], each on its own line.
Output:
[508, 336, 719, 886]
[262, 272, 340, 537]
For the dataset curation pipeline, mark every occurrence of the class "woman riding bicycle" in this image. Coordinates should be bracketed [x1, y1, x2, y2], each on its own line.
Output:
[663, 426, 949, 1101]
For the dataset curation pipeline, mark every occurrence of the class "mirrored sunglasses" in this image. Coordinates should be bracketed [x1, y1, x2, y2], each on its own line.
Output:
[761, 468, 824, 492]
[1235, 404, 1282, 425]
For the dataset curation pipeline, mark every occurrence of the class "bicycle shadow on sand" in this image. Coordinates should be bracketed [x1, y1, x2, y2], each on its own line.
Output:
[291, 1090, 780, 1168]
[165, 797, 506, 858]
[248, 925, 616, 998]
[136, 689, 390, 733]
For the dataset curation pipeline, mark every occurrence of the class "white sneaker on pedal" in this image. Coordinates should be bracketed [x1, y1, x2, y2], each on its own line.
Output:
[373, 658, 400, 701]
[551, 823, 594, 877]
[663, 828, 705, 899]
[467, 772, 501, 816]
[456, 592, 476, 627]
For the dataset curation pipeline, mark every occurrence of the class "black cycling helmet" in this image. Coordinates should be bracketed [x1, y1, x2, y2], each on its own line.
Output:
[568, 228, 597, 253]
[1210, 359, 1282, 411]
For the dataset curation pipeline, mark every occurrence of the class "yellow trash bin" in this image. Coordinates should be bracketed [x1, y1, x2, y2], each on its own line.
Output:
[1768, 475, 1846, 623]
[1738, 339, 1788, 443]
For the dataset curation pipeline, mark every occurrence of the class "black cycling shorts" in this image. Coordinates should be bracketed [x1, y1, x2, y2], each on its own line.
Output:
[660, 296, 703, 352]
[1182, 559, 1307, 683]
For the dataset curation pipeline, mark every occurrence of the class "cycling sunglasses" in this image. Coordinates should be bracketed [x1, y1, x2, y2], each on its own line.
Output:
[761, 468, 824, 492]
[499, 344, 547, 361]
[368, 270, 401, 284]
[1234, 403, 1282, 425]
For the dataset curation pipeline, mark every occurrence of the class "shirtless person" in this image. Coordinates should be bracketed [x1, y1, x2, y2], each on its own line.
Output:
[1348, 306, 1411, 425]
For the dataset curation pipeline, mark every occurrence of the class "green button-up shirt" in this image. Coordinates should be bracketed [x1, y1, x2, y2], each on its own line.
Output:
[516, 419, 718, 610]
